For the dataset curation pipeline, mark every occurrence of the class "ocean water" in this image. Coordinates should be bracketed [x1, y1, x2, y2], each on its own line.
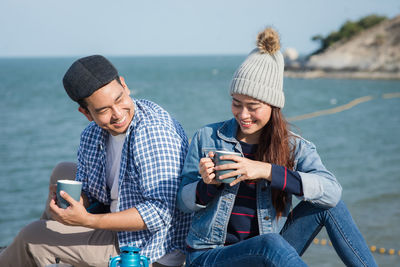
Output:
[0, 56, 399, 266]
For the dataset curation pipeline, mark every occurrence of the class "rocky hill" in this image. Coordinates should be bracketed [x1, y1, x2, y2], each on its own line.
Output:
[285, 15, 400, 79]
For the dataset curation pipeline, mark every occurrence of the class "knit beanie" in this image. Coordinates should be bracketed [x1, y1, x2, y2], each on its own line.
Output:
[230, 28, 285, 108]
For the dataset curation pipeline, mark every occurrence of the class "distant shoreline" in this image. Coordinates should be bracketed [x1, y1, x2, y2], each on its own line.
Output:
[284, 69, 400, 80]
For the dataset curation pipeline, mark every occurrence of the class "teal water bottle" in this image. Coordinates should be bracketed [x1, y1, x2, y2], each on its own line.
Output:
[109, 246, 149, 267]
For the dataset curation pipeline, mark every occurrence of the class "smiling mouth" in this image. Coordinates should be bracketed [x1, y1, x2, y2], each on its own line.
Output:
[240, 120, 253, 126]
[113, 115, 127, 126]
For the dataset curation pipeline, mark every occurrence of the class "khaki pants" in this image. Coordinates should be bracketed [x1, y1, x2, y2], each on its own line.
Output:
[0, 162, 120, 267]
[0, 219, 119, 267]
[0, 162, 184, 267]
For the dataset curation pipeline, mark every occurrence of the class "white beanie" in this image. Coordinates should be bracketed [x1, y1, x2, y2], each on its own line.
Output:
[230, 28, 285, 108]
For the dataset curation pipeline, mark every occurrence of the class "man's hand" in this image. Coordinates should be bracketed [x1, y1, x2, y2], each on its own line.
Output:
[49, 190, 147, 231]
[49, 190, 90, 227]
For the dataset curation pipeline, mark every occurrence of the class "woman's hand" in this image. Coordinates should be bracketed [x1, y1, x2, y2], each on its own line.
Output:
[215, 154, 272, 186]
[199, 151, 222, 185]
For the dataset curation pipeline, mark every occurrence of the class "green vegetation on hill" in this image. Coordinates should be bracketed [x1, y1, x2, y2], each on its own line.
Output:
[311, 14, 387, 55]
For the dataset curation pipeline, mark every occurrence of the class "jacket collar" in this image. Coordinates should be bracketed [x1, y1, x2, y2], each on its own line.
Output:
[217, 118, 239, 144]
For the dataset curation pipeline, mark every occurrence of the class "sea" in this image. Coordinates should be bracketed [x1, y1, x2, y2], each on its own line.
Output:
[0, 56, 399, 266]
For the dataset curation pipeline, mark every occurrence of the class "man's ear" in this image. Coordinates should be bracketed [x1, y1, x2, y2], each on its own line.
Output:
[119, 76, 131, 95]
[78, 107, 93, 121]
[120, 76, 126, 87]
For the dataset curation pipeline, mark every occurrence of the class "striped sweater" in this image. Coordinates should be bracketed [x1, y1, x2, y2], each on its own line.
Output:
[195, 141, 303, 245]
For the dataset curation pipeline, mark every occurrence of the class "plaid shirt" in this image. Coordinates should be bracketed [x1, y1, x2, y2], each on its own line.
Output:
[76, 99, 191, 262]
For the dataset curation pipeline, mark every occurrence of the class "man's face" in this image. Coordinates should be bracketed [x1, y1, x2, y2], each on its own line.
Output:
[79, 77, 134, 136]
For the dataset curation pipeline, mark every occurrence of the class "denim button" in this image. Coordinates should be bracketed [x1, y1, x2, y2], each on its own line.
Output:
[262, 187, 267, 191]
[264, 216, 270, 220]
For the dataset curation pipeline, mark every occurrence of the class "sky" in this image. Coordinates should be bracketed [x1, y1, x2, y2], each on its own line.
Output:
[1, 0, 399, 57]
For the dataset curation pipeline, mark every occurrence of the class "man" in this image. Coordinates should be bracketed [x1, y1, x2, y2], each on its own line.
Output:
[0, 55, 191, 267]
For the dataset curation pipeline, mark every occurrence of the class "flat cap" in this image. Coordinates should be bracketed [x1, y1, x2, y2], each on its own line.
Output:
[63, 55, 119, 102]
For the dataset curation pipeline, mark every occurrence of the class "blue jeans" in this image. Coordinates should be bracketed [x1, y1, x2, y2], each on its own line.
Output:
[186, 200, 377, 267]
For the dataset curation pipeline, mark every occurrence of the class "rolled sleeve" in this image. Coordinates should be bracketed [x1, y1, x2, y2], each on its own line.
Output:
[135, 201, 168, 233]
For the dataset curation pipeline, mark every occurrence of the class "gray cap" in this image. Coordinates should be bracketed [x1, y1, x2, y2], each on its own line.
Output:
[63, 55, 119, 102]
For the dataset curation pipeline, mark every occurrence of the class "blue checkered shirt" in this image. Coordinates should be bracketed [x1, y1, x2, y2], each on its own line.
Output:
[76, 99, 192, 262]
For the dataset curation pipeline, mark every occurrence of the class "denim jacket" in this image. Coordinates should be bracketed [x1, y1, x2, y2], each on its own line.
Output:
[177, 118, 342, 249]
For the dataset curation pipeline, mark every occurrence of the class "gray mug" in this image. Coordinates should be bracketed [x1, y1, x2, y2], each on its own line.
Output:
[214, 150, 242, 184]
[56, 180, 82, 209]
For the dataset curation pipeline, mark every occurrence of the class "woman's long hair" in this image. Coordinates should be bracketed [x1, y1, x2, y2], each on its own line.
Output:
[254, 106, 295, 218]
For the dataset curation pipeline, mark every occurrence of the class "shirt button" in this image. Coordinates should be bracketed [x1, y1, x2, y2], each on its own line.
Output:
[264, 216, 270, 220]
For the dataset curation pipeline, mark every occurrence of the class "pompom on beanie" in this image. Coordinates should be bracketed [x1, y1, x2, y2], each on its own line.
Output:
[230, 27, 285, 108]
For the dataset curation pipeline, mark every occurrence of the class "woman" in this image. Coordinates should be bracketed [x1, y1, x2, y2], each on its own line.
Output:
[177, 28, 377, 266]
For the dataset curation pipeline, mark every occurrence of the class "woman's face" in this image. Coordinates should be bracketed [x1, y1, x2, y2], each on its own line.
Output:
[231, 94, 272, 144]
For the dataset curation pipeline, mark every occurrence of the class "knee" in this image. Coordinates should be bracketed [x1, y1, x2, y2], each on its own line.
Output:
[257, 233, 297, 253]
[253, 234, 301, 265]
[49, 162, 77, 185]
[258, 233, 283, 244]
[328, 199, 348, 214]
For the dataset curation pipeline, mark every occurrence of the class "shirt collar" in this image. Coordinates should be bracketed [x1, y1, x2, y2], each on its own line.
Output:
[125, 98, 138, 137]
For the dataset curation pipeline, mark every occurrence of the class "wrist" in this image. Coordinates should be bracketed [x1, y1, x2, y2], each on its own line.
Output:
[263, 162, 272, 181]
[85, 213, 99, 229]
